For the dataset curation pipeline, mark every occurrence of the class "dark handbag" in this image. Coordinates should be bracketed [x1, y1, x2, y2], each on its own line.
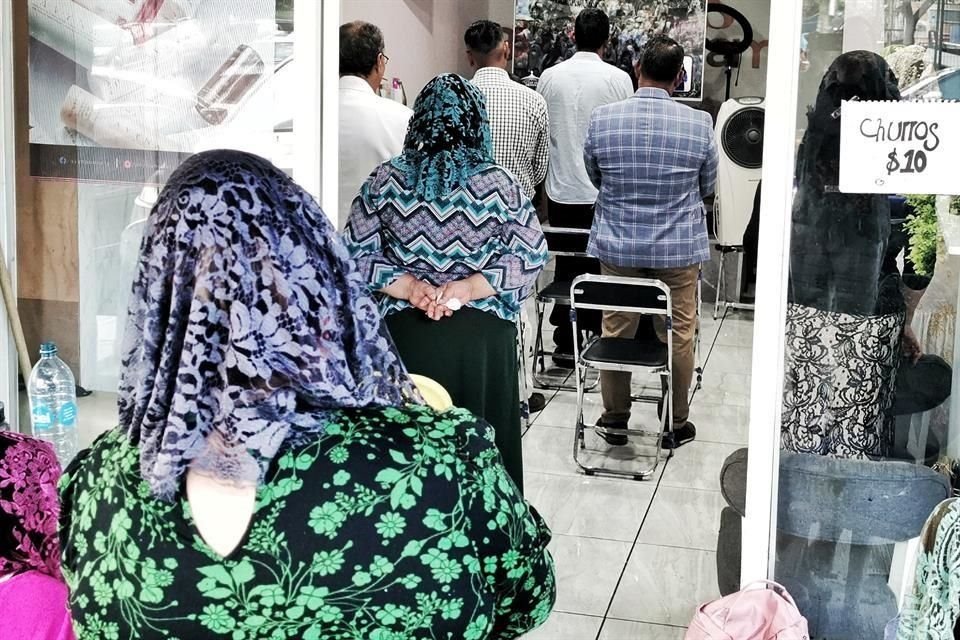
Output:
[892, 354, 952, 416]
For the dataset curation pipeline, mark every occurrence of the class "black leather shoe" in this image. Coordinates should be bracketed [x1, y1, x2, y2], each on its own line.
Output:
[662, 422, 696, 449]
[594, 418, 628, 446]
[528, 393, 546, 413]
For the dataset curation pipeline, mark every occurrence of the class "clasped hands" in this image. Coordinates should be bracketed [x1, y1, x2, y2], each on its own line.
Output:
[395, 274, 485, 321]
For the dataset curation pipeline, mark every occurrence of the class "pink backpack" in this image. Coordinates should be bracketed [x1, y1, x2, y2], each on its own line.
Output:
[685, 580, 810, 640]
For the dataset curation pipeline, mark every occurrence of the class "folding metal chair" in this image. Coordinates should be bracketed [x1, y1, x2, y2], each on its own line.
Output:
[532, 224, 600, 391]
[570, 274, 674, 480]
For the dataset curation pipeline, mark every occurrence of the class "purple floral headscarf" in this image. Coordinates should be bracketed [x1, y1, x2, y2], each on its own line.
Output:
[119, 150, 421, 500]
[0, 431, 63, 579]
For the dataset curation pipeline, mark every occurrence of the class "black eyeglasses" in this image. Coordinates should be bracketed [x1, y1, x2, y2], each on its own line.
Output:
[380, 52, 390, 64]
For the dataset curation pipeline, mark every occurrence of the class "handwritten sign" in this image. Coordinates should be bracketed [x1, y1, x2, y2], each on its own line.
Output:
[839, 100, 960, 195]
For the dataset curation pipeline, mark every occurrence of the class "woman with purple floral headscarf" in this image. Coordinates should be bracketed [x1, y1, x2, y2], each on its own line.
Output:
[0, 430, 74, 639]
[59, 150, 554, 640]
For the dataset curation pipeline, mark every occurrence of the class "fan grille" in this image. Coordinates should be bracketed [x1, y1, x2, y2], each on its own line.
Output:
[721, 107, 765, 169]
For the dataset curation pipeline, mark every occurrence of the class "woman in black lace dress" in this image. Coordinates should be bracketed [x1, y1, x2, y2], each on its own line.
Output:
[783, 51, 928, 459]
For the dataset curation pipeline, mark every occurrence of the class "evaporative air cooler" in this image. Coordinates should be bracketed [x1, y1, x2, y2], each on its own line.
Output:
[712, 97, 764, 317]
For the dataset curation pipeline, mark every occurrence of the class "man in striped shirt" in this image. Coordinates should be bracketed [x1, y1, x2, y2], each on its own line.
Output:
[467, 19, 550, 413]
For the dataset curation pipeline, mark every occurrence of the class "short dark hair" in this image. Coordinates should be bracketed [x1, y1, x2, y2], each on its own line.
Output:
[640, 35, 685, 83]
[339, 21, 384, 77]
[574, 8, 610, 51]
[464, 20, 504, 55]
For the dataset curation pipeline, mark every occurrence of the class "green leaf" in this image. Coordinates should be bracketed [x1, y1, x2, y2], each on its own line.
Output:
[114, 579, 135, 599]
[230, 560, 255, 585]
[198, 577, 220, 593]
[388, 450, 410, 465]
[389, 477, 409, 510]
[197, 565, 233, 586]
[285, 605, 306, 620]
[205, 587, 234, 600]
[401, 540, 422, 557]
[409, 476, 423, 497]
[140, 586, 164, 604]
[244, 615, 267, 627]
[374, 468, 403, 485]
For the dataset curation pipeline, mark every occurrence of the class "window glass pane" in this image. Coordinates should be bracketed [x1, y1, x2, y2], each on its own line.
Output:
[18, 0, 300, 458]
[776, 2, 959, 638]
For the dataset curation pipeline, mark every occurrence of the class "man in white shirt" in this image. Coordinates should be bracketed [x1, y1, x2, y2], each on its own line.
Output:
[536, 8, 633, 364]
[338, 21, 412, 228]
[466, 19, 550, 413]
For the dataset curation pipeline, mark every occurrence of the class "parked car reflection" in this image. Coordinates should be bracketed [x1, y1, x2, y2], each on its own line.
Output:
[902, 66, 960, 100]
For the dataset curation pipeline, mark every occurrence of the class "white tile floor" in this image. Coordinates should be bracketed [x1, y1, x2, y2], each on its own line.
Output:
[22, 293, 756, 640]
[520, 305, 754, 639]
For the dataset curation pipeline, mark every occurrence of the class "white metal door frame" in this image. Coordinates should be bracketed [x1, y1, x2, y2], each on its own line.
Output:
[740, 0, 805, 584]
[0, 0, 19, 431]
[294, 0, 340, 223]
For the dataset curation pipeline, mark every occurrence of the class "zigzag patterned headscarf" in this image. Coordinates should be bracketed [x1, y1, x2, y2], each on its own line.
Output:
[119, 150, 421, 500]
[391, 73, 495, 199]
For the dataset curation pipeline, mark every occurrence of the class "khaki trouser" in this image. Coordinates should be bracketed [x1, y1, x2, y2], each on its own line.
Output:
[599, 262, 699, 426]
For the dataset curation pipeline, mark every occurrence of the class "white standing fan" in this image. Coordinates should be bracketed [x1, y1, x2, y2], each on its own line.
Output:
[713, 97, 764, 318]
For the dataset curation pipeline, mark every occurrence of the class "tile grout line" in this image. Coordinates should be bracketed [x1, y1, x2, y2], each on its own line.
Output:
[593, 306, 729, 637]
[594, 449, 670, 639]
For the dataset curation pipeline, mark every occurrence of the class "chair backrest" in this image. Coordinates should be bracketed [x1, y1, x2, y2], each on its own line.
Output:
[569, 274, 672, 318]
[541, 224, 592, 258]
[777, 451, 951, 544]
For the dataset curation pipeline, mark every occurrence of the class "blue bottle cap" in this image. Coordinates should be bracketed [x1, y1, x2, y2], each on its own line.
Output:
[39, 342, 58, 356]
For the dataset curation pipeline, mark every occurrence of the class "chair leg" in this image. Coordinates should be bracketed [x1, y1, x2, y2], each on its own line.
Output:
[532, 302, 600, 392]
[714, 250, 725, 321]
[517, 317, 531, 428]
[533, 299, 547, 385]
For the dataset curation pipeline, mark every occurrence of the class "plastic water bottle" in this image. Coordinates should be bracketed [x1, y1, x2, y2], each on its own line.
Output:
[27, 342, 79, 465]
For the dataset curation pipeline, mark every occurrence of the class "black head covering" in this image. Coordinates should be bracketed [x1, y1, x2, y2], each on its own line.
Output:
[799, 51, 901, 189]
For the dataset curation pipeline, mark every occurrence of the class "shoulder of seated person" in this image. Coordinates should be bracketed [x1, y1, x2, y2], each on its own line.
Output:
[1, 570, 68, 597]
[344, 404, 496, 453]
[62, 427, 127, 479]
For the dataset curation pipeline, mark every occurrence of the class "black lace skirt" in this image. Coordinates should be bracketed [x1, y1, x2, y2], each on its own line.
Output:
[781, 303, 903, 459]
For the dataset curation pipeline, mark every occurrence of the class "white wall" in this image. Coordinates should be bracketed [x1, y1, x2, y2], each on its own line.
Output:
[701, 0, 771, 111]
[340, 0, 514, 102]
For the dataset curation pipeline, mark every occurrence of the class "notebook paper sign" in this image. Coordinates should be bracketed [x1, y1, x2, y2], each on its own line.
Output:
[839, 100, 960, 195]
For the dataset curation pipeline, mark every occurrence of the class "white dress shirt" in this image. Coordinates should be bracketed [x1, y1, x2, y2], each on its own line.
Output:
[536, 52, 633, 205]
[471, 67, 549, 199]
[338, 75, 413, 227]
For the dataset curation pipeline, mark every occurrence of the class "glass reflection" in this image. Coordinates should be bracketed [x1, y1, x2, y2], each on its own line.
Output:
[772, 6, 960, 636]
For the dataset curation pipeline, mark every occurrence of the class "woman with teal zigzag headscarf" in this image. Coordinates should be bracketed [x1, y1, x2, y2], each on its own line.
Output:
[344, 73, 548, 492]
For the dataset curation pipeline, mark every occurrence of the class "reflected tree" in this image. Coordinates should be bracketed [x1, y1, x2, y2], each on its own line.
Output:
[896, 0, 936, 44]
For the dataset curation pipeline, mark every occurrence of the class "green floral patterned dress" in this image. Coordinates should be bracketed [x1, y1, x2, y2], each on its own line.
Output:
[59, 405, 555, 640]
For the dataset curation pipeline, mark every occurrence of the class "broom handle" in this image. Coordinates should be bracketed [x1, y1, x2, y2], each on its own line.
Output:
[0, 243, 32, 381]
